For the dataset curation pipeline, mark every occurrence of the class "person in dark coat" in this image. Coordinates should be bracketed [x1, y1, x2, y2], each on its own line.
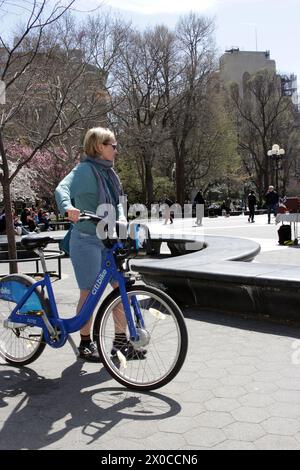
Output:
[247, 190, 257, 223]
[163, 196, 174, 224]
[193, 191, 205, 226]
[265, 185, 279, 224]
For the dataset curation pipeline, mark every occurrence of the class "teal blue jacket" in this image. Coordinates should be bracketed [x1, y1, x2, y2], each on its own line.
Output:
[55, 160, 125, 235]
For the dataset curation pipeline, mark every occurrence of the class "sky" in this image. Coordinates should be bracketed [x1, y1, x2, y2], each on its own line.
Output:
[1, 0, 299, 97]
[79, 0, 299, 89]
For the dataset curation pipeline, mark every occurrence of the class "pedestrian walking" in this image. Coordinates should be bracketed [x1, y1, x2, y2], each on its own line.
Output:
[247, 190, 257, 223]
[265, 185, 279, 224]
[163, 196, 174, 224]
[193, 190, 205, 226]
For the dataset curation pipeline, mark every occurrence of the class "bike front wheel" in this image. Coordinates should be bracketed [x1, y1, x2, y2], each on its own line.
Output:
[93, 285, 188, 391]
[0, 274, 46, 366]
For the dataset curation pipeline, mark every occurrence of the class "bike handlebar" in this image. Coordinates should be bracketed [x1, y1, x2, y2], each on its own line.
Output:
[78, 211, 103, 222]
[65, 211, 149, 256]
[65, 210, 103, 223]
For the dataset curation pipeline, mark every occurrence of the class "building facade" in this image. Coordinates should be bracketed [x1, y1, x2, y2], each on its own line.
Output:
[219, 48, 300, 196]
[219, 48, 276, 96]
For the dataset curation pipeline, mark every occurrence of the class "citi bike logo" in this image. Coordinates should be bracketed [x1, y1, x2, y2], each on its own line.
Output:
[291, 340, 300, 366]
[0, 81, 6, 105]
[92, 269, 107, 295]
[0, 286, 10, 296]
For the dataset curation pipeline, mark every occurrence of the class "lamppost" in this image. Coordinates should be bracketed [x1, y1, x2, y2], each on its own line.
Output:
[267, 144, 285, 191]
[171, 163, 176, 185]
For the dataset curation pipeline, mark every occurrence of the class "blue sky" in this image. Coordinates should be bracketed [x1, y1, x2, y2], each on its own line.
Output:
[85, 0, 299, 86]
[1, 0, 299, 92]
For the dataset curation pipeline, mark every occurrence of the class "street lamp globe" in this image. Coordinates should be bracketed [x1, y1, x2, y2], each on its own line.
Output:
[267, 144, 285, 157]
[267, 144, 285, 191]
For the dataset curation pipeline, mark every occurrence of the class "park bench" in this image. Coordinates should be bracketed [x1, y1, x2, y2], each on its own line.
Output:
[0, 248, 64, 279]
[0, 231, 66, 279]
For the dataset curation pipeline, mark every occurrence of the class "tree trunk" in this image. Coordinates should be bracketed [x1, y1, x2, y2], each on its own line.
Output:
[0, 131, 18, 273]
[174, 143, 185, 206]
[176, 157, 185, 206]
[3, 180, 18, 273]
[145, 160, 154, 206]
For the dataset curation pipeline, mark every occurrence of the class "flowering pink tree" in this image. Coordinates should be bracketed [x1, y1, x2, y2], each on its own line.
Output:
[29, 146, 80, 211]
[0, 1, 77, 272]
[0, 1, 115, 272]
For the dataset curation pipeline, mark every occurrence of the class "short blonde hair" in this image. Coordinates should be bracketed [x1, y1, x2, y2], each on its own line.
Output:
[83, 127, 115, 158]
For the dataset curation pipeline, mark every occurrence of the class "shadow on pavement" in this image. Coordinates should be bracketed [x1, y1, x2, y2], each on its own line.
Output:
[0, 361, 181, 449]
[184, 308, 300, 340]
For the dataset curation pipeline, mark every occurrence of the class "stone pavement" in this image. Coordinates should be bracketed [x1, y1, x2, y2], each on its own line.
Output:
[1, 214, 300, 450]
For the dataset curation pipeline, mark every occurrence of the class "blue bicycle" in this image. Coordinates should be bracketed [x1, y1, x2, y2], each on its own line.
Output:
[0, 212, 188, 391]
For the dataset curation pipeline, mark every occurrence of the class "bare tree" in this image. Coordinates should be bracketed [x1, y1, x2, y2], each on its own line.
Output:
[184, 88, 240, 196]
[111, 25, 173, 205]
[0, 2, 118, 272]
[165, 13, 216, 205]
[229, 69, 298, 199]
[110, 14, 219, 205]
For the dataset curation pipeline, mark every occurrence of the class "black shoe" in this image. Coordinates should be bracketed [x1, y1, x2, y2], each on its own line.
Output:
[111, 341, 147, 360]
[78, 341, 101, 363]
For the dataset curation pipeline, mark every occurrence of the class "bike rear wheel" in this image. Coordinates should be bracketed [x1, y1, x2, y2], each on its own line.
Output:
[93, 285, 188, 391]
[0, 274, 46, 365]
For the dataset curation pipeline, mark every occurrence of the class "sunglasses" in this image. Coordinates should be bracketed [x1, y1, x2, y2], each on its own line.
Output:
[104, 143, 117, 150]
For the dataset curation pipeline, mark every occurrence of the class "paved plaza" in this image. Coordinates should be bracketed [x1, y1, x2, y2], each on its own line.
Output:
[1, 214, 300, 450]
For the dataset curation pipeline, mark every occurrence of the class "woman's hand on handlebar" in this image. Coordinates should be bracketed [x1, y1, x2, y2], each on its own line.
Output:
[66, 209, 103, 223]
[65, 208, 81, 223]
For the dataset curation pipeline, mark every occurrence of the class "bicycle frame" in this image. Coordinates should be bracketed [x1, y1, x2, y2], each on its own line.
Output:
[5, 241, 143, 348]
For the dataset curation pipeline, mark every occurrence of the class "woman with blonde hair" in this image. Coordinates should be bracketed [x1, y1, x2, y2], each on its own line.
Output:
[55, 127, 146, 362]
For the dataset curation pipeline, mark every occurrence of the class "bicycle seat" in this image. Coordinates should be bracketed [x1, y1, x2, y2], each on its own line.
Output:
[21, 234, 54, 250]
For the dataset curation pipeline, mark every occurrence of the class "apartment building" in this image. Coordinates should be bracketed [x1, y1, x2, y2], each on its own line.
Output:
[219, 47, 298, 107]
